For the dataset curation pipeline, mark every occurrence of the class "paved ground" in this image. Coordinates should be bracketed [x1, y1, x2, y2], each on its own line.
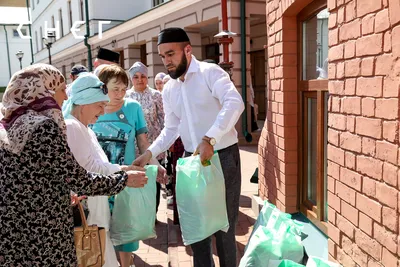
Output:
[133, 145, 259, 267]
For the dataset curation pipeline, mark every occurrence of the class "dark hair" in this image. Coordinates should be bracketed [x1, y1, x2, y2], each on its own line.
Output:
[98, 65, 129, 86]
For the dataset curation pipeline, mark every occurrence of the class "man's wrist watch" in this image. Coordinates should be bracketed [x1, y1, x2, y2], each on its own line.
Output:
[202, 136, 216, 146]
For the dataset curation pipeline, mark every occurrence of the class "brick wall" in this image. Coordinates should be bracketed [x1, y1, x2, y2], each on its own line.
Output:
[259, 0, 400, 265]
[327, 0, 400, 266]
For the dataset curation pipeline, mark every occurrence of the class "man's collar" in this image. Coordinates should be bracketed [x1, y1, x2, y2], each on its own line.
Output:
[179, 55, 199, 82]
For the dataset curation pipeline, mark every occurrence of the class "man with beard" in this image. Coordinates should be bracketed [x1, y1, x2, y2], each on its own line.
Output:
[133, 27, 244, 267]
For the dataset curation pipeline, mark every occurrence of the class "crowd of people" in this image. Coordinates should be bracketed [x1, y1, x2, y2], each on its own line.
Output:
[0, 27, 244, 267]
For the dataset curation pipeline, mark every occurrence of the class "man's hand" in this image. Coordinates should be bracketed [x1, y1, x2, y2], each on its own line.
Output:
[156, 165, 168, 184]
[132, 150, 153, 167]
[120, 165, 146, 172]
[126, 170, 148, 188]
[194, 140, 214, 166]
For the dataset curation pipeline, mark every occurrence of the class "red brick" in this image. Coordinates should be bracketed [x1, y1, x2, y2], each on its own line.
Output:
[356, 34, 384, 57]
[329, 28, 339, 46]
[368, 259, 384, 267]
[376, 98, 399, 120]
[337, 181, 356, 206]
[340, 166, 362, 190]
[356, 117, 382, 138]
[362, 14, 375, 35]
[328, 63, 336, 79]
[341, 97, 361, 115]
[346, 115, 355, 133]
[375, 54, 394, 76]
[343, 59, 360, 78]
[345, 78, 356, 95]
[353, 244, 369, 267]
[329, 12, 337, 29]
[359, 212, 373, 236]
[328, 144, 345, 166]
[338, 6, 345, 24]
[345, 1, 356, 22]
[375, 9, 391, 32]
[383, 76, 399, 97]
[357, 192, 382, 222]
[384, 31, 392, 53]
[328, 176, 336, 193]
[383, 121, 398, 143]
[328, 222, 341, 245]
[345, 151, 356, 169]
[337, 62, 345, 79]
[337, 214, 355, 239]
[328, 206, 337, 224]
[361, 57, 374, 76]
[328, 129, 340, 146]
[344, 40, 356, 59]
[331, 96, 341, 113]
[327, 0, 336, 11]
[358, 156, 383, 180]
[341, 200, 358, 226]
[337, 248, 357, 267]
[382, 207, 398, 233]
[329, 44, 344, 61]
[393, 26, 400, 58]
[376, 182, 398, 209]
[383, 0, 388, 7]
[357, 76, 383, 97]
[382, 247, 398, 267]
[328, 191, 341, 212]
[376, 140, 398, 165]
[361, 97, 375, 117]
[328, 239, 337, 260]
[383, 162, 398, 187]
[355, 228, 382, 260]
[328, 160, 340, 179]
[357, 0, 382, 17]
[339, 20, 361, 41]
[388, 0, 400, 26]
[328, 113, 347, 131]
[374, 223, 398, 254]
[363, 176, 377, 197]
[362, 137, 376, 157]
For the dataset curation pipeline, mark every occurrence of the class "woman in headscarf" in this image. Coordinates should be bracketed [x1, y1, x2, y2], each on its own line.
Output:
[63, 73, 148, 267]
[0, 64, 147, 266]
[154, 72, 166, 92]
[126, 62, 165, 219]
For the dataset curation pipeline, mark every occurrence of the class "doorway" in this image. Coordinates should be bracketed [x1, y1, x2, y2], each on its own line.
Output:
[250, 50, 266, 130]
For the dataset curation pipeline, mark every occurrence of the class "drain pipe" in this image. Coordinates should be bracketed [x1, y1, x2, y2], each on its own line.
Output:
[84, 0, 93, 71]
[3, 25, 12, 79]
[240, 0, 252, 143]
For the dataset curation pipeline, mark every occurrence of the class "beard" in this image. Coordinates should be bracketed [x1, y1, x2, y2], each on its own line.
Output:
[167, 53, 188, 79]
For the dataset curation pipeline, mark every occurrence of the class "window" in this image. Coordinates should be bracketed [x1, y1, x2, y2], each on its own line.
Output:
[80, 0, 84, 21]
[31, 0, 35, 10]
[298, 2, 329, 233]
[35, 31, 38, 52]
[59, 9, 64, 37]
[39, 27, 43, 50]
[13, 29, 27, 37]
[152, 0, 164, 7]
[68, 1, 73, 29]
[51, 15, 55, 28]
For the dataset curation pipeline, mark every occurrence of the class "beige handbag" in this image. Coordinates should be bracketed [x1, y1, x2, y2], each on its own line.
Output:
[74, 202, 106, 267]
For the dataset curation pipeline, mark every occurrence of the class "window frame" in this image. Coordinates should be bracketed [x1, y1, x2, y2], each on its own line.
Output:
[59, 8, 64, 37]
[68, 1, 73, 30]
[297, 0, 329, 234]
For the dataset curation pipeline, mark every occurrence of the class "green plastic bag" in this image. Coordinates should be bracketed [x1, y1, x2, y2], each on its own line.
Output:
[176, 153, 229, 245]
[110, 165, 158, 245]
[269, 259, 305, 267]
[239, 225, 304, 267]
[306, 257, 342, 267]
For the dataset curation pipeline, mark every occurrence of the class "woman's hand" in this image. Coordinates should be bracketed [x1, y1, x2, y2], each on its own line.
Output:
[120, 165, 146, 172]
[156, 165, 168, 184]
[126, 170, 148, 188]
[71, 194, 87, 206]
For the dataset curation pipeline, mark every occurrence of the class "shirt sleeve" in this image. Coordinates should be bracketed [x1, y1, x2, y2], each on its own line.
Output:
[148, 86, 180, 158]
[30, 119, 127, 196]
[66, 120, 121, 174]
[135, 103, 148, 136]
[205, 64, 245, 143]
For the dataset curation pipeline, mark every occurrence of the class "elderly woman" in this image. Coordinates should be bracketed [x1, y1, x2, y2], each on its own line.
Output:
[126, 62, 165, 217]
[92, 64, 165, 267]
[0, 64, 146, 266]
[63, 73, 147, 267]
[154, 72, 166, 92]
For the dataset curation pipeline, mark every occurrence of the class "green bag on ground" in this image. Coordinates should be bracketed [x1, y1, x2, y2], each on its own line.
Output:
[110, 165, 158, 245]
[176, 153, 229, 245]
[269, 260, 305, 267]
[306, 257, 342, 267]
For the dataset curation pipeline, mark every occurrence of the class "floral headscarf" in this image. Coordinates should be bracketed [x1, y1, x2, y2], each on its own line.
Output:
[0, 63, 66, 154]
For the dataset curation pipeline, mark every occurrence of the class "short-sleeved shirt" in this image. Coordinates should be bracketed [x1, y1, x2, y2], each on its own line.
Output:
[90, 99, 147, 165]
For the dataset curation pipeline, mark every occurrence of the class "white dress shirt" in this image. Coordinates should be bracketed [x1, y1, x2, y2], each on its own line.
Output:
[148, 56, 244, 157]
[65, 116, 120, 267]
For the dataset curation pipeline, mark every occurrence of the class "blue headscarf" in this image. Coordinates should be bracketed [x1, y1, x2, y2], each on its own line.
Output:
[62, 73, 110, 118]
